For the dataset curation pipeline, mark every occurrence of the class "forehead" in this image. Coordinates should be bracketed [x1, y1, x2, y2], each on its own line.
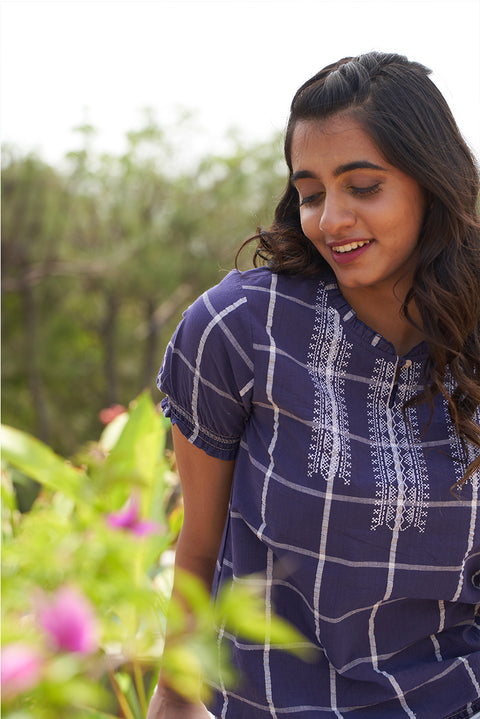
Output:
[290, 115, 386, 171]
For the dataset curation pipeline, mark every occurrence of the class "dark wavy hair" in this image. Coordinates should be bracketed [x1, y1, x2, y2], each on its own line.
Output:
[238, 51, 480, 486]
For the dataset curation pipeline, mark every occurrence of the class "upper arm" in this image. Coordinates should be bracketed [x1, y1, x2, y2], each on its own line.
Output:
[158, 273, 254, 586]
[158, 272, 254, 462]
[172, 424, 235, 588]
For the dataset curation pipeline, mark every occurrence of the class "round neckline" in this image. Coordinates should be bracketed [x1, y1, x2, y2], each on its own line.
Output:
[320, 273, 430, 360]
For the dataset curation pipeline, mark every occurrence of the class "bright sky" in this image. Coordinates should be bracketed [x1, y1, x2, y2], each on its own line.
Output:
[1, 0, 479, 166]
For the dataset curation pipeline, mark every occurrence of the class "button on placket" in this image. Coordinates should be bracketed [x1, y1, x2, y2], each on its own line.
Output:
[387, 357, 400, 409]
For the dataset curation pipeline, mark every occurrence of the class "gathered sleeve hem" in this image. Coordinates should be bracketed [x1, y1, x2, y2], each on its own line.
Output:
[161, 396, 241, 461]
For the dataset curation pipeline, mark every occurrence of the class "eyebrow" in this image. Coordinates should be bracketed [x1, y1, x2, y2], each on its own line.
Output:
[290, 161, 387, 185]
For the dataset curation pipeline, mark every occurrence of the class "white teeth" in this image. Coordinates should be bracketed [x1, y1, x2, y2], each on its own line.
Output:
[333, 240, 371, 253]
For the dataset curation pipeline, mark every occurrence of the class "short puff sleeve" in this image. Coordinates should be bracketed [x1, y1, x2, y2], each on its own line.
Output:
[157, 270, 254, 460]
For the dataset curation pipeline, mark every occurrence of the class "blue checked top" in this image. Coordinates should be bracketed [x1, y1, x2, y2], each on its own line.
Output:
[158, 267, 480, 718]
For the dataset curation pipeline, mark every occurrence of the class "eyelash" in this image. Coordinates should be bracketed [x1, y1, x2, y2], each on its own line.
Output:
[351, 183, 382, 198]
[299, 184, 382, 206]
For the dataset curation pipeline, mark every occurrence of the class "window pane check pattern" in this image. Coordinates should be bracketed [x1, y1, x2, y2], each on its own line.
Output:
[158, 267, 480, 718]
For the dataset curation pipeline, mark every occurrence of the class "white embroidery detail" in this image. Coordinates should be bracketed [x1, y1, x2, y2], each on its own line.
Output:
[369, 358, 429, 532]
[444, 370, 480, 492]
[307, 286, 352, 483]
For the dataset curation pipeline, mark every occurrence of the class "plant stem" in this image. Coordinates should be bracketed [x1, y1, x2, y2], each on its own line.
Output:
[133, 659, 147, 715]
[108, 669, 136, 719]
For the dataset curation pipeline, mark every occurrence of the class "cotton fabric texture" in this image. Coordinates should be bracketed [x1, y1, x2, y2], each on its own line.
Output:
[158, 267, 480, 718]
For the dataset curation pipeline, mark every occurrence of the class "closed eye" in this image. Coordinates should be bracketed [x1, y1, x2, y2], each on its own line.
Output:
[299, 193, 324, 207]
[350, 184, 382, 198]
[299, 184, 382, 206]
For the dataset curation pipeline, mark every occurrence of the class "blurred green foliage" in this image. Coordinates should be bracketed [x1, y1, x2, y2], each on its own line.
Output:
[1, 393, 312, 717]
[2, 113, 286, 458]
[2, 393, 175, 718]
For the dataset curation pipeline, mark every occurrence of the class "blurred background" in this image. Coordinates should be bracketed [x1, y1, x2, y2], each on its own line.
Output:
[2, 0, 480, 459]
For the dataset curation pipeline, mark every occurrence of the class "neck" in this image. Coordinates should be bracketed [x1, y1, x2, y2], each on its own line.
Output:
[340, 285, 424, 356]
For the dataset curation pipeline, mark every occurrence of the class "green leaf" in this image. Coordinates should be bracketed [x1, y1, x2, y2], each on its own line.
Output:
[216, 583, 315, 661]
[160, 644, 203, 701]
[99, 412, 129, 452]
[114, 671, 132, 695]
[1, 469, 18, 513]
[1, 425, 85, 500]
[102, 392, 162, 496]
[173, 570, 212, 617]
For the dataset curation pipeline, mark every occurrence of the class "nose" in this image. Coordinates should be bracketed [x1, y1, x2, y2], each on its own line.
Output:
[319, 193, 356, 236]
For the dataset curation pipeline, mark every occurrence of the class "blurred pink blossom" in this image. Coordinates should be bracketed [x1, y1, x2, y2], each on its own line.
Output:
[98, 404, 126, 425]
[106, 494, 161, 537]
[36, 586, 98, 654]
[1, 643, 43, 700]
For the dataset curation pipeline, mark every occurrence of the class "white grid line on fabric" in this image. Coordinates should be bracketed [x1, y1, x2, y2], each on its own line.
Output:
[239, 378, 254, 397]
[217, 628, 318, 652]
[242, 284, 320, 311]
[330, 662, 344, 718]
[170, 347, 245, 406]
[252, 342, 425, 391]
[212, 631, 316, 654]
[438, 599, 446, 633]
[430, 631, 443, 662]
[217, 581, 234, 719]
[430, 599, 447, 662]
[190, 296, 248, 444]
[313, 469, 335, 645]
[220, 563, 476, 634]
[249, 403, 314, 429]
[216, 614, 479, 685]
[245, 403, 458, 450]
[204, 292, 254, 373]
[240, 449, 479, 508]
[217, 623, 228, 719]
[459, 655, 480, 697]
[230, 512, 478, 572]
[259, 273, 280, 534]
[217, 621, 468, 676]
[207, 655, 466, 714]
[259, 275, 280, 718]
[263, 548, 278, 718]
[452, 480, 479, 601]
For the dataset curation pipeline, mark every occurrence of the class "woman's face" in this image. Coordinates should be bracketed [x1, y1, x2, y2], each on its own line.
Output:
[290, 115, 427, 302]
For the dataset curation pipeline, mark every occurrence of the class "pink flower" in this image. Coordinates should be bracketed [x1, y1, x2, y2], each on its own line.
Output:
[106, 494, 161, 537]
[36, 586, 98, 655]
[1, 643, 43, 700]
[98, 404, 126, 425]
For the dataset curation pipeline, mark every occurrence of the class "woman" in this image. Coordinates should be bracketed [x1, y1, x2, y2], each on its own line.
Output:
[148, 52, 480, 718]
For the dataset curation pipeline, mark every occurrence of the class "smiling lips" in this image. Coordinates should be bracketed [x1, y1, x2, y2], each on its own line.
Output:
[328, 238, 374, 265]
[331, 239, 373, 254]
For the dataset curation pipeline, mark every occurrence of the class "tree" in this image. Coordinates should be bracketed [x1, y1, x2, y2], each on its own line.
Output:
[1, 115, 285, 456]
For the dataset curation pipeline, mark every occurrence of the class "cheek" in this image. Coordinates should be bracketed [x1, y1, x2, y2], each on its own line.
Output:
[299, 210, 319, 240]
[397, 204, 425, 249]
[383, 190, 425, 246]
[399, 187, 427, 239]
